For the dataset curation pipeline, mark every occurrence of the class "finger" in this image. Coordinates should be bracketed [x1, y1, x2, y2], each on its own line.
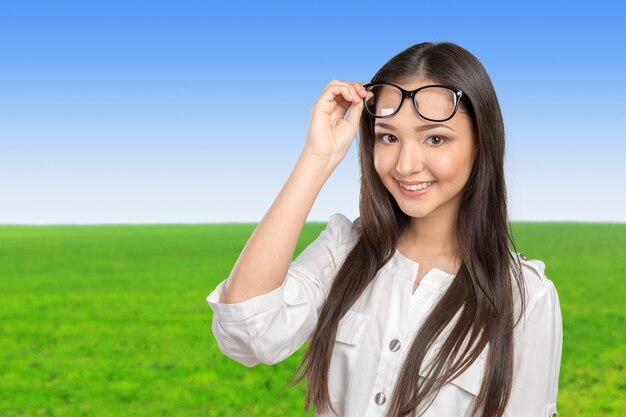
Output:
[338, 83, 367, 117]
[314, 89, 349, 118]
[325, 86, 357, 121]
[353, 82, 368, 99]
[330, 97, 351, 121]
[324, 84, 357, 105]
[345, 82, 365, 102]
[345, 99, 364, 131]
[314, 81, 364, 117]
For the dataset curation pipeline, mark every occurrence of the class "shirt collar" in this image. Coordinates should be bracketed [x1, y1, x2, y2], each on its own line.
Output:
[385, 248, 456, 293]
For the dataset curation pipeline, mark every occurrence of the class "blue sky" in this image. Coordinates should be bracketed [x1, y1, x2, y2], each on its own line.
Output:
[1, 0, 624, 224]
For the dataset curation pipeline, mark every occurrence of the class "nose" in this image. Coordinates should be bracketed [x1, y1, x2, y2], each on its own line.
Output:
[394, 96, 426, 175]
[395, 140, 425, 176]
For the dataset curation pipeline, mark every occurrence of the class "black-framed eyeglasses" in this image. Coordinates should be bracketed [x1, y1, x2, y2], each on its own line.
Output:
[362, 81, 464, 122]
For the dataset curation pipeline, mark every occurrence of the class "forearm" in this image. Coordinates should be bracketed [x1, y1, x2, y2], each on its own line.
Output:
[219, 152, 336, 304]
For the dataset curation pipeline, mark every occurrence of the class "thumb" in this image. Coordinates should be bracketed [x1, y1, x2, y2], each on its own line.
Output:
[345, 100, 364, 133]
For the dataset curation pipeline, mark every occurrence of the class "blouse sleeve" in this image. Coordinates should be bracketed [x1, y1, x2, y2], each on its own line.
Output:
[205, 213, 356, 367]
[504, 265, 563, 417]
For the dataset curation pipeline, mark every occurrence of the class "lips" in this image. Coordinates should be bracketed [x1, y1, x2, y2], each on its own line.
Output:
[397, 179, 436, 186]
[396, 180, 436, 196]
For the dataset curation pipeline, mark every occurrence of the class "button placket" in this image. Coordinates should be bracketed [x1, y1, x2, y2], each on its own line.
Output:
[366, 264, 411, 416]
[372, 333, 401, 410]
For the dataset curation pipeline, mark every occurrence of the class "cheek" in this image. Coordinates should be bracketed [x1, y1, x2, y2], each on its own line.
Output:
[373, 147, 387, 174]
[432, 150, 474, 182]
[430, 154, 455, 178]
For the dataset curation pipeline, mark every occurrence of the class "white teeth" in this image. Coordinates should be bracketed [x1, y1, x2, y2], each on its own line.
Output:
[400, 181, 434, 191]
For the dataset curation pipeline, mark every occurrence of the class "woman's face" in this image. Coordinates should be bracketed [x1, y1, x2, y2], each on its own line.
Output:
[373, 79, 477, 221]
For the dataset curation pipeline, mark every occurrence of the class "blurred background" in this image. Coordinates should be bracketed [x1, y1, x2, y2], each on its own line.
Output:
[1, 1, 625, 417]
[1, 0, 624, 225]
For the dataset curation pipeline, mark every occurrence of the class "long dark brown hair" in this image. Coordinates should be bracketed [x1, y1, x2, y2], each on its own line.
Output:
[287, 41, 527, 417]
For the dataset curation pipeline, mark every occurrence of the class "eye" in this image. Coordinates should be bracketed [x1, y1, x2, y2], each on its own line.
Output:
[376, 133, 448, 146]
[425, 135, 448, 146]
[375, 133, 398, 144]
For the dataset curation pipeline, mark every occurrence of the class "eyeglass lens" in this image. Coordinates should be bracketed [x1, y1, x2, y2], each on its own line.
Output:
[364, 85, 457, 121]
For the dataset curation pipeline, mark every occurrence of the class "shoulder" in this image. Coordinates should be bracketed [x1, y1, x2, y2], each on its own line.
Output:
[326, 212, 361, 241]
[321, 213, 361, 259]
[327, 212, 354, 230]
[509, 251, 561, 331]
[510, 251, 553, 293]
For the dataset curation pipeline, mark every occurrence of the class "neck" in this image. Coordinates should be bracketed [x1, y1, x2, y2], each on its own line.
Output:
[401, 212, 458, 257]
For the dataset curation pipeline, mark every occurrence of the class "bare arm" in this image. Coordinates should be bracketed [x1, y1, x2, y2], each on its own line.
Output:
[219, 153, 335, 303]
[219, 79, 367, 304]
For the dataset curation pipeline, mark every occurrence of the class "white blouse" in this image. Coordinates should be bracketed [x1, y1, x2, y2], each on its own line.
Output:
[206, 213, 562, 417]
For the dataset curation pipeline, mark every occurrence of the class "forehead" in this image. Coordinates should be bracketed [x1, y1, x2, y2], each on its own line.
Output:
[393, 78, 438, 90]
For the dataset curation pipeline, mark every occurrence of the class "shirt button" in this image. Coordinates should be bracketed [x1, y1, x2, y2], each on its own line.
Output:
[389, 338, 401, 352]
[374, 392, 386, 405]
[520, 253, 528, 260]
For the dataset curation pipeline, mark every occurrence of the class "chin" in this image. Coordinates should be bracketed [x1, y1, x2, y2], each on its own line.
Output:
[400, 205, 433, 219]
[392, 196, 430, 215]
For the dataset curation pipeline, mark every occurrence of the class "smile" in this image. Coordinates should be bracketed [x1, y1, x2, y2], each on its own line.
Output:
[397, 180, 436, 196]
[399, 181, 434, 190]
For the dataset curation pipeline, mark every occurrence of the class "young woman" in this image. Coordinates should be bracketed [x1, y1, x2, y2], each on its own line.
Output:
[206, 41, 562, 417]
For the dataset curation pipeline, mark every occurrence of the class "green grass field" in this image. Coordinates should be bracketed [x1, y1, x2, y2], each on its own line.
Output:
[1, 221, 624, 416]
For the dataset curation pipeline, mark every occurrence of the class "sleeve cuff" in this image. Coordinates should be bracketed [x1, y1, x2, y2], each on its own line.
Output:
[205, 277, 287, 323]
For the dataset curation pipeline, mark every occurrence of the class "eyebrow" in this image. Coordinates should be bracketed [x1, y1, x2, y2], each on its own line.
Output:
[374, 122, 455, 132]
